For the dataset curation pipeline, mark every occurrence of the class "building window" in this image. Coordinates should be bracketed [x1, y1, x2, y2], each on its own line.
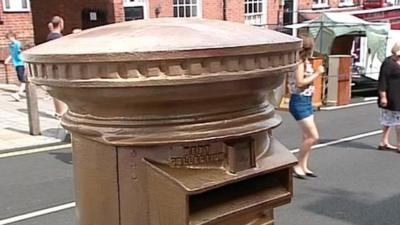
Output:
[387, 0, 400, 6]
[123, 0, 148, 20]
[339, 0, 354, 7]
[173, 0, 201, 18]
[3, 0, 30, 12]
[244, 0, 266, 26]
[312, 0, 330, 9]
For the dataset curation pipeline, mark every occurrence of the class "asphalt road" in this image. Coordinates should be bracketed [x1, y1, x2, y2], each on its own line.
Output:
[1, 102, 400, 225]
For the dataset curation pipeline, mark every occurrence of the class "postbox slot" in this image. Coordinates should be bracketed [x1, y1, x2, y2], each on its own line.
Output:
[188, 170, 291, 225]
[225, 138, 256, 173]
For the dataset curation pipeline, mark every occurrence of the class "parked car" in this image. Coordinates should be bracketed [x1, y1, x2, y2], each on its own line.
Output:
[351, 64, 378, 95]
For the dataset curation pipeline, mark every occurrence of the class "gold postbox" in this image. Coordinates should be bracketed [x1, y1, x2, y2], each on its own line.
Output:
[24, 19, 301, 225]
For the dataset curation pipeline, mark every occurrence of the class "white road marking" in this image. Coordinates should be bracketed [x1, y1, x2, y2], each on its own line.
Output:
[0, 202, 75, 225]
[290, 130, 382, 153]
[0, 144, 71, 159]
[321, 101, 375, 111]
[0, 130, 383, 223]
[364, 97, 378, 101]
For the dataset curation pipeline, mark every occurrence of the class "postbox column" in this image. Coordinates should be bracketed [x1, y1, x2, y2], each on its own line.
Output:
[72, 135, 120, 225]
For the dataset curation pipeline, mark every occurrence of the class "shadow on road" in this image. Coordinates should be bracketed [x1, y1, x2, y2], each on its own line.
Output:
[303, 188, 400, 225]
[42, 127, 71, 142]
[49, 151, 72, 164]
[5, 127, 30, 135]
[17, 108, 56, 120]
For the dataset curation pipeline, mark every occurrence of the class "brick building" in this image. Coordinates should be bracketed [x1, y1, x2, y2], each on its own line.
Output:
[287, 0, 364, 24]
[30, 0, 284, 44]
[0, 0, 34, 84]
[283, 0, 400, 35]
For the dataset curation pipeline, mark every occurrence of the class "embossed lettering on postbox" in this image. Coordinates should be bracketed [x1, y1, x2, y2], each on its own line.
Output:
[169, 143, 225, 168]
[169, 144, 225, 168]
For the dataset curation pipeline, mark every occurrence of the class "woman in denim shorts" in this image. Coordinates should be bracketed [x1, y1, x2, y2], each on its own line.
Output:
[288, 34, 324, 179]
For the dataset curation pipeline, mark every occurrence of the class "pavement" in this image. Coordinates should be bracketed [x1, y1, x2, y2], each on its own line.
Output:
[0, 84, 69, 152]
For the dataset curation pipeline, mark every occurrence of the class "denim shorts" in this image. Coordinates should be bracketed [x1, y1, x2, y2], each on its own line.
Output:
[289, 94, 313, 121]
[15, 66, 26, 83]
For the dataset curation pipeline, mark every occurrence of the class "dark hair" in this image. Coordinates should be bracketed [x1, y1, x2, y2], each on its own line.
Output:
[299, 34, 314, 62]
[5, 31, 16, 39]
[51, 16, 63, 28]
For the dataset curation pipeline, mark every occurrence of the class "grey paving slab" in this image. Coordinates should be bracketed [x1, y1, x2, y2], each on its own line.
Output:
[0, 84, 68, 151]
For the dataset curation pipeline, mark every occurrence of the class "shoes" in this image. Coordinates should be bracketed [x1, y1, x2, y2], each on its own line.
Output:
[64, 132, 71, 143]
[10, 93, 20, 101]
[378, 145, 398, 151]
[293, 168, 307, 180]
[293, 172, 306, 180]
[54, 113, 61, 120]
[306, 172, 318, 178]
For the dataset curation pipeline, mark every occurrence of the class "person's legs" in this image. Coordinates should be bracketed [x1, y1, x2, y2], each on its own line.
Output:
[16, 66, 26, 95]
[10, 66, 26, 101]
[17, 82, 25, 95]
[396, 125, 400, 151]
[380, 125, 396, 148]
[293, 115, 319, 175]
[10, 86, 21, 101]
[53, 98, 67, 117]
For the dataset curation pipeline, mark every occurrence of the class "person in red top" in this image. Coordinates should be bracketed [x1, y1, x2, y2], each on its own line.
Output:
[378, 41, 400, 152]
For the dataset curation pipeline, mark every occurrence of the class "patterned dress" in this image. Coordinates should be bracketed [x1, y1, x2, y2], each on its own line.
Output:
[288, 61, 315, 96]
[380, 109, 400, 126]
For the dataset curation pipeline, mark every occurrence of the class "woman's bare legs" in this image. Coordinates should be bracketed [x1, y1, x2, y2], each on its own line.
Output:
[396, 125, 400, 151]
[53, 98, 67, 117]
[293, 115, 319, 175]
[380, 125, 396, 148]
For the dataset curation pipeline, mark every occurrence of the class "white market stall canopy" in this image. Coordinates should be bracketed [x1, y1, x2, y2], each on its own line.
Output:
[286, 12, 390, 62]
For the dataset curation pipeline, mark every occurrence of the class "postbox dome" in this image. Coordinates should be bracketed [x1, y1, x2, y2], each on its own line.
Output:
[24, 18, 299, 63]
[24, 18, 301, 87]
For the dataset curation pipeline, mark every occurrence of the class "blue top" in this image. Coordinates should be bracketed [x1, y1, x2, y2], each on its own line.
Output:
[9, 40, 24, 67]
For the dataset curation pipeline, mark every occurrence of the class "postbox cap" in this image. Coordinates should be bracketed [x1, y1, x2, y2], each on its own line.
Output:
[24, 18, 300, 63]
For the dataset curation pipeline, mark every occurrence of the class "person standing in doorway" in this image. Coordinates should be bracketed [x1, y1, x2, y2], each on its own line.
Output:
[288, 34, 324, 179]
[47, 16, 68, 118]
[5, 31, 25, 102]
[378, 41, 400, 152]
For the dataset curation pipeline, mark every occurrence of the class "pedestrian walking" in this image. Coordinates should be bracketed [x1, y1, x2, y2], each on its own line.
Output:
[47, 16, 68, 118]
[377, 41, 400, 152]
[288, 34, 324, 179]
[4, 31, 26, 102]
